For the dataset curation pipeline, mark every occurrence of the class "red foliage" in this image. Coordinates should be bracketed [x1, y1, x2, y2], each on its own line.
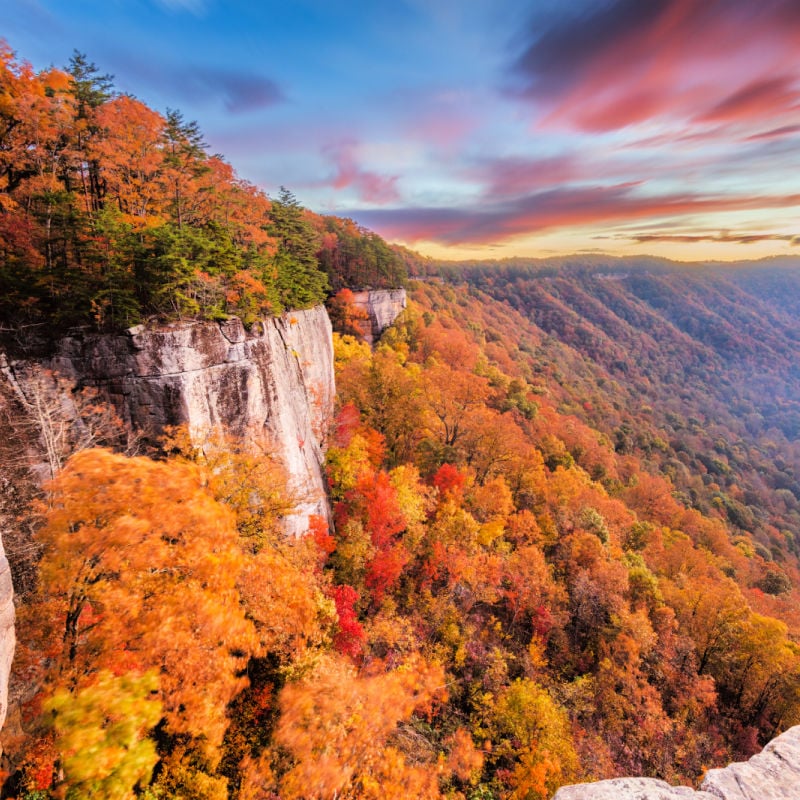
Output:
[365, 545, 409, 607]
[432, 463, 466, 502]
[332, 584, 365, 659]
[333, 403, 361, 447]
[358, 471, 406, 548]
[308, 514, 335, 566]
[532, 605, 553, 638]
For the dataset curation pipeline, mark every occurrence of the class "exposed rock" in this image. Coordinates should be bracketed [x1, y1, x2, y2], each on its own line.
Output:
[554, 778, 715, 799]
[0, 540, 14, 738]
[552, 726, 800, 799]
[700, 725, 800, 799]
[30, 307, 335, 536]
[350, 288, 406, 345]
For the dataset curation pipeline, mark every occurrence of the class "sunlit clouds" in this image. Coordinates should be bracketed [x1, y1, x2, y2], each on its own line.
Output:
[1, 0, 799, 260]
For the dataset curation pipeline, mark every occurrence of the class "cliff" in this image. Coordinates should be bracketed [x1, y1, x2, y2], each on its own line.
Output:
[553, 725, 800, 799]
[350, 288, 407, 345]
[41, 306, 335, 536]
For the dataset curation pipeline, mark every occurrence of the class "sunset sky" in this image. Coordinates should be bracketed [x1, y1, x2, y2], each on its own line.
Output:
[3, 0, 800, 261]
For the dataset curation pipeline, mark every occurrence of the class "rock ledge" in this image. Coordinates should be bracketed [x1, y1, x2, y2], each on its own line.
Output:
[553, 725, 800, 799]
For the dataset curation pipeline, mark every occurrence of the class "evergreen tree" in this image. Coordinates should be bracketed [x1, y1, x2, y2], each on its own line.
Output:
[268, 187, 328, 310]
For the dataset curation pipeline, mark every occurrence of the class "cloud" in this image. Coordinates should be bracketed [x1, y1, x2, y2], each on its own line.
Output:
[468, 150, 711, 198]
[192, 68, 284, 113]
[324, 141, 400, 204]
[511, 0, 800, 133]
[621, 231, 799, 246]
[154, 0, 208, 15]
[744, 124, 800, 142]
[348, 184, 800, 246]
[468, 155, 581, 197]
[109, 51, 284, 114]
[697, 76, 800, 124]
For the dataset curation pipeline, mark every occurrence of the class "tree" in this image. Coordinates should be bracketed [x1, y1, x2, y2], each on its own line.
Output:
[161, 108, 208, 229]
[485, 679, 578, 800]
[271, 654, 447, 799]
[25, 449, 256, 757]
[45, 670, 161, 799]
[91, 96, 165, 221]
[66, 51, 114, 211]
[14, 365, 128, 479]
[268, 187, 328, 310]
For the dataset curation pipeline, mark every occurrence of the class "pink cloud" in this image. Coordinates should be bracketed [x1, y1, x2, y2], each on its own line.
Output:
[469, 155, 581, 197]
[745, 124, 800, 142]
[514, 0, 800, 134]
[621, 231, 799, 245]
[696, 76, 800, 124]
[325, 141, 400, 204]
[349, 184, 800, 246]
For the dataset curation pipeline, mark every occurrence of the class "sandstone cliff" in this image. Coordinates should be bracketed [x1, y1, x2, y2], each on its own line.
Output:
[553, 724, 800, 799]
[44, 307, 336, 535]
[0, 290, 405, 742]
[350, 288, 407, 345]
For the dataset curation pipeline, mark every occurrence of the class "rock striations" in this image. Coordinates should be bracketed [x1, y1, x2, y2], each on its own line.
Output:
[46, 306, 335, 535]
[350, 288, 407, 345]
[553, 725, 800, 799]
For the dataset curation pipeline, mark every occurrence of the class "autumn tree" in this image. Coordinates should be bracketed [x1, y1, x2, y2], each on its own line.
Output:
[268, 654, 448, 799]
[268, 186, 328, 310]
[20, 447, 256, 795]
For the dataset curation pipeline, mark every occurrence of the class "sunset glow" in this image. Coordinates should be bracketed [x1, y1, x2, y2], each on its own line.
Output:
[4, 0, 799, 260]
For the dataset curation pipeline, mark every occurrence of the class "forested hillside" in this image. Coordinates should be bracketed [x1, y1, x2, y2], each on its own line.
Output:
[0, 46, 405, 336]
[439, 261, 800, 583]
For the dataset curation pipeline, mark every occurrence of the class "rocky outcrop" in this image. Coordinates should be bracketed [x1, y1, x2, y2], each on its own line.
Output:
[554, 778, 713, 799]
[0, 539, 14, 739]
[42, 307, 335, 535]
[553, 725, 800, 799]
[350, 288, 406, 345]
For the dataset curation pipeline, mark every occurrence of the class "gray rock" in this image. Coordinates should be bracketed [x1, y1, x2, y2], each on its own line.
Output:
[28, 307, 336, 536]
[553, 727, 800, 799]
[554, 777, 715, 799]
[700, 725, 800, 799]
[350, 288, 406, 344]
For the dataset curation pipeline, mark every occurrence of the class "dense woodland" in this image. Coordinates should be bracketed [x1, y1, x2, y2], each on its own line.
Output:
[0, 46, 405, 336]
[4, 42, 800, 800]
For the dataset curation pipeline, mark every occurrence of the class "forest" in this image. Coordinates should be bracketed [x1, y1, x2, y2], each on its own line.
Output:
[3, 42, 800, 800]
[0, 46, 405, 336]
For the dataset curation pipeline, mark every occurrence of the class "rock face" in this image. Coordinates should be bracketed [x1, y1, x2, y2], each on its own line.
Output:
[701, 725, 800, 799]
[47, 307, 335, 535]
[554, 778, 714, 799]
[350, 288, 407, 345]
[553, 725, 800, 800]
[0, 538, 14, 738]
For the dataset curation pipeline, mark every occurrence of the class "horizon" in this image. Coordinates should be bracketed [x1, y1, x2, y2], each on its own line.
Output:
[3, 0, 800, 263]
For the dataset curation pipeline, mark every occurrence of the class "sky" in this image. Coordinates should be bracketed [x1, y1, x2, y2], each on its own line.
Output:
[2, 0, 800, 262]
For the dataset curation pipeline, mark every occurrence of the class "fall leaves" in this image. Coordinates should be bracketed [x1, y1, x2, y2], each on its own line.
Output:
[0, 44, 412, 334]
[16, 437, 472, 799]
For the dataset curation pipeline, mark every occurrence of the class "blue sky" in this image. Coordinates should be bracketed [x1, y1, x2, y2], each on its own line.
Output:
[3, 0, 800, 261]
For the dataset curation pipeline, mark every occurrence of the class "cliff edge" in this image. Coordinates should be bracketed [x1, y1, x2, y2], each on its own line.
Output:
[350, 288, 407, 345]
[553, 725, 800, 799]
